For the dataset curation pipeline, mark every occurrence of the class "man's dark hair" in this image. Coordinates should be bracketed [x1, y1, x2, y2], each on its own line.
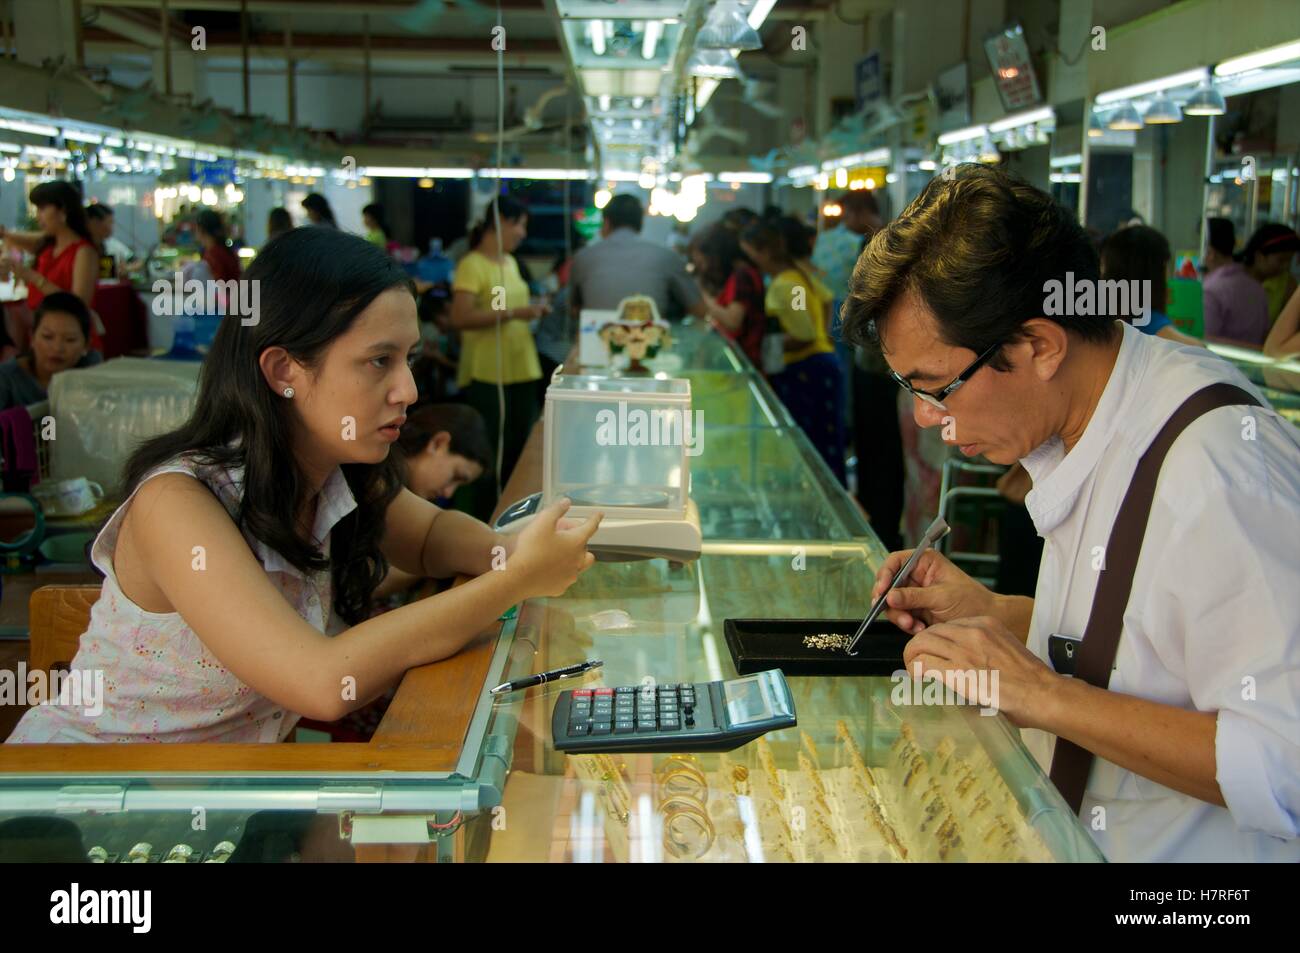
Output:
[1206, 217, 1235, 258]
[839, 190, 880, 218]
[604, 194, 643, 233]
[397, 402, 493, 472]
[1100, 224, 1171, 317]
[843, 164, 1110, 372]
[85, 203, 113, 221]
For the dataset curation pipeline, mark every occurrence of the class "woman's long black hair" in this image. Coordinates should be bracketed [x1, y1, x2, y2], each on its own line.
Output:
[124, 227, 413, 625]
[29, 181, 94, 251]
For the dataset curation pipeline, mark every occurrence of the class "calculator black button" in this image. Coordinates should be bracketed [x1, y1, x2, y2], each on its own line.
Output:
[614, 720, 635, 733]
[635, 721, 658, 732]
[592, 722, 612, 735]
[615, 686, 635, 694]
[568, 722, 591, 736]
[659, 720, 681, 731]
[661, 684, 678, 691]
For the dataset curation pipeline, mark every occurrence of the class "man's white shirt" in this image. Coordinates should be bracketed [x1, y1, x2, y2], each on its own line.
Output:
[1020, 321, 1300, 862]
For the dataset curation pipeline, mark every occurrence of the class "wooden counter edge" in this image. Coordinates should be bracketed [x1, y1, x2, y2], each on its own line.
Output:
[0, 421, 548, 776]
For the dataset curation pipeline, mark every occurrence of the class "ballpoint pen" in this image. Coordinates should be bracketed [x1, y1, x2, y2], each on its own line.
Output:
[845, 516, 951, 656]
[489, 659, 604, 695]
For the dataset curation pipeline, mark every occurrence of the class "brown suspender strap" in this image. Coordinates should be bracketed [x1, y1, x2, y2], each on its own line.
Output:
[1048, 383, 1261, 815]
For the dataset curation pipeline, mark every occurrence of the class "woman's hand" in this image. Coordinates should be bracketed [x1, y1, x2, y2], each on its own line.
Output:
[871, 546, 998, 635]
[511, 303, 548, 322]
[12, 261, 40, 287]
[508, 498, 602, 598]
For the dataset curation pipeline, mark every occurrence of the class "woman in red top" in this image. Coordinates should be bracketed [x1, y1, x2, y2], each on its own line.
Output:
[1, 180, 100, 352]
[195, 209, 241, 282]
[2, 181, 98, 309]
[690, 222, 765, 368]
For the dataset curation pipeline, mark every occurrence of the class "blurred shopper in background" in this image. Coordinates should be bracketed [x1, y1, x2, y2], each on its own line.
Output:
[690, 221, 765, 367]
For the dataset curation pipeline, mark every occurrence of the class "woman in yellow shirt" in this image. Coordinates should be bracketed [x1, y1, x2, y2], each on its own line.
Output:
[449, 197, 546, 518]
[740, 217, 846, 485]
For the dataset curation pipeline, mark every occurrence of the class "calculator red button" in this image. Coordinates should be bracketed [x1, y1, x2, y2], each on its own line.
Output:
[594, 688, 614, 696]
[572, 690, 593, 697]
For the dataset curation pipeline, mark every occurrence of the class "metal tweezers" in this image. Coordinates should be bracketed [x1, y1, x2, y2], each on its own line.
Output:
[845, 516, 951, 656]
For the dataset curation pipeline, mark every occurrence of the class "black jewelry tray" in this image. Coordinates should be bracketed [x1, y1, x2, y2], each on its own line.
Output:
[723, 618, 912, 677]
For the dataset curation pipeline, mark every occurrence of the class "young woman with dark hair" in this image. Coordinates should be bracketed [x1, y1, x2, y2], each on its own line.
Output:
[448, 196, 546, 519]
[301, 192, 338, 228]
[267, 207, 294, 243]
[190, 208, 242, 283]
[362, 203, 391, 248]
[689, 222, 765, 368]
[0, 181, 103, 354]
[741, 217, 847, 484]
[0, 292, 102, 410]
[6, 227, 599, 744]
[1098, 225, 1202, 347]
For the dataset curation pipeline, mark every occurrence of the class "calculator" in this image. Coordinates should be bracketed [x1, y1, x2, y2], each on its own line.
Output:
[552, 669, 797, 753]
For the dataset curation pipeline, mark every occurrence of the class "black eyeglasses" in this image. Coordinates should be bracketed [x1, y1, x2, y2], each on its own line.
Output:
[888, 339, 1004, 410]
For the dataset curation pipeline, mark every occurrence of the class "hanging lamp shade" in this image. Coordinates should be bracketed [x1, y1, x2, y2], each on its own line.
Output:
[688, 48, 743, 80]
[697, 1, 763, 51]
[1183, 80, 1226, 116]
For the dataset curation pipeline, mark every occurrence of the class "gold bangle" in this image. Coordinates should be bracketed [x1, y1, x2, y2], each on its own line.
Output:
[660, 797, 715, 859]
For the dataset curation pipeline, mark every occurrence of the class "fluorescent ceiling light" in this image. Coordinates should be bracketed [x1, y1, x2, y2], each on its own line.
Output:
[718, 171, 772, 183]
[1050, 172, 1082, 183]
[0, 118, 59, 137]
[987, 106, 1055, 133]
[642, 20, 662, 59]
[1049, 153, 1083, 167]
[747, 0, 777, 30]
[788, 164, 817, 179]
[1216, 40, 1300, 77]
[62, 129, 103, 144]
[1094, 68, 1209, 106]
[820, 148, 891, 170]
[937, 124, 987, 146]
[589, 20, 606, 56]
[480, 168, 590, 179]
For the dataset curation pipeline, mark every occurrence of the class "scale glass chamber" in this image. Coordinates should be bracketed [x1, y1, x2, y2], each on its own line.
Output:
[495, 373, 703, 562]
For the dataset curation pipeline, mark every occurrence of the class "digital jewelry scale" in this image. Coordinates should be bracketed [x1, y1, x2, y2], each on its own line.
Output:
[494, 372, 703, 562]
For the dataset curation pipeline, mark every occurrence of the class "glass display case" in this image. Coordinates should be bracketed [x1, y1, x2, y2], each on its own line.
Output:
[0, 320, 1102, 863]
[1208, 342, 1300, 428]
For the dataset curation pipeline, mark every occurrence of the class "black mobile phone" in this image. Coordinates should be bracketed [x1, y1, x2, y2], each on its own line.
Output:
[1048, 634, 1082, 676]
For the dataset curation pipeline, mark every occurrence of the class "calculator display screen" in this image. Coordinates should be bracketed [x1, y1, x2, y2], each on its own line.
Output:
[723, 676, 778, 726]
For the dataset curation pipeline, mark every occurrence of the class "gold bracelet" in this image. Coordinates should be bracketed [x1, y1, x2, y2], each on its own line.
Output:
[660, 796, 715, 858]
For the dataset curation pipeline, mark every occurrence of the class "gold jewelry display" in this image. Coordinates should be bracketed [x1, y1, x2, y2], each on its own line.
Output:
[127, 842, 152, 863]
[801, 633, 852, 651]
[660, 794, 716, 859]
[656, 755, 708, 805]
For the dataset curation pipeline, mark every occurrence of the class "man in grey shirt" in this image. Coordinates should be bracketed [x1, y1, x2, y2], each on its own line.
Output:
[569, 195, 706, 321]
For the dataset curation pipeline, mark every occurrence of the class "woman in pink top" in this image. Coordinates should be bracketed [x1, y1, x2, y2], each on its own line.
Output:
[7, 227, 601, 744]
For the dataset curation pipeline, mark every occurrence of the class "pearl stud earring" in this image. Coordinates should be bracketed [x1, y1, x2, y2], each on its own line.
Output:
[282, 387, 295, 398]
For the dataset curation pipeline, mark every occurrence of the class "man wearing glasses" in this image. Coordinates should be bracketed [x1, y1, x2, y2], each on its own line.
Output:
[842, 164, 1299, 862]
